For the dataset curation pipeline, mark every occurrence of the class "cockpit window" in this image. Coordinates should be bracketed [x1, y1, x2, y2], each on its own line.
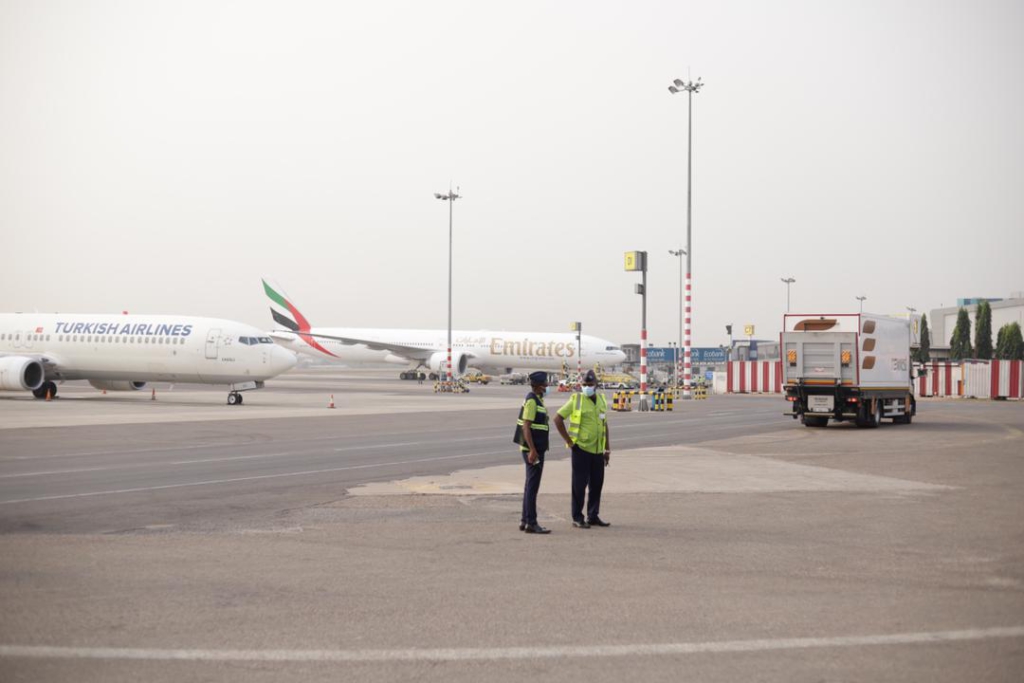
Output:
[239, 336, 260, 345]
[606, 346, 621, 351]
[258, 337, 273, 344]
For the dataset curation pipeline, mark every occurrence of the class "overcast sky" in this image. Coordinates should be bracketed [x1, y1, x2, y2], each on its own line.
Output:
[2, 0, 1021, 348]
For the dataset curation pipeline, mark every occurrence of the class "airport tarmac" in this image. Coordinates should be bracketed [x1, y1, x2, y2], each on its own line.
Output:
[1, 369, 1022, 682]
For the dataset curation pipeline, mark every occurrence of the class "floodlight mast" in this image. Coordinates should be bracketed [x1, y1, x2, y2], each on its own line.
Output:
[668, 76, 702, 398]
[435, 187, 461, 383]
[781, 277, 796, 312]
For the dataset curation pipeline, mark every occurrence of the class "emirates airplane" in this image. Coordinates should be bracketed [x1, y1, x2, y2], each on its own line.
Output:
[0, 313, 296, 405]
[263, 280, 626, 378]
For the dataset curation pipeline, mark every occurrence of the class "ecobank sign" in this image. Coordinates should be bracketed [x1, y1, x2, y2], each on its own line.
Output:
[646, 347, 728, 363]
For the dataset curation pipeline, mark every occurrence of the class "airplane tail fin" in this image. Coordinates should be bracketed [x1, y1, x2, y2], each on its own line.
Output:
[262, 279, 313, 333]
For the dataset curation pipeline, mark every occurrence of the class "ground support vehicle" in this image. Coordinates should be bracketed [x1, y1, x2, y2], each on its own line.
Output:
[782, 313, 916, 428]
[463, 372, 492, 385]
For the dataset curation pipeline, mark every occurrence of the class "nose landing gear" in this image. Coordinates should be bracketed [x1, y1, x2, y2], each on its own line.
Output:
[227, 391, 244, 406]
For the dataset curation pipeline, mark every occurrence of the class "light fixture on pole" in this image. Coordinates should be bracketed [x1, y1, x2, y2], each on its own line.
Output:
[669, 75, 702, 399]
[780, 277, 796, 313]
[669, 248, 686, 390]
[856, 295, 867, 313]
[906, 306, 917, 316]
[434, 186, 461, 383]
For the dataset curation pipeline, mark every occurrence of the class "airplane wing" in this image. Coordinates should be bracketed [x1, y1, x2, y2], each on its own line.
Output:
[274, 329, 442, 362]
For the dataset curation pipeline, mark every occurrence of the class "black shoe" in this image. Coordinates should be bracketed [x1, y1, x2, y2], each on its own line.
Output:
[572, 520, 591, 529]
[524, 524, 551, 534]
[519, 523, 526, 532]
[587, 516, 610, 527]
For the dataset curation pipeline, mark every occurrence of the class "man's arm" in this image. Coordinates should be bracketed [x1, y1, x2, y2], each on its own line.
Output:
[604, 422, 611, 465]
[522, 419, 538, 464]
[553, 414, 573, 448]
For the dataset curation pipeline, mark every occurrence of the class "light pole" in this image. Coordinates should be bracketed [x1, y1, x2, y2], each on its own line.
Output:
[625, 250, 649, 410]
[856, 295, 867, 313]
[906, 306, 917, 317]
[669, 249, 686, 390]
[669, 76, 702, 399]
[780, 277, 796, 312]
[434, 187, 461, 382]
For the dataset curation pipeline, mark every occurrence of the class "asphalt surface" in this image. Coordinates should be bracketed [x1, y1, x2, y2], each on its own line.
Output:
[1, 371, 1022, 681]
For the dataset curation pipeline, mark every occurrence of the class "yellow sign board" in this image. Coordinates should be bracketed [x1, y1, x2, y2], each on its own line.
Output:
[744, 325, 755, 336]
[624, 251, 647, 272]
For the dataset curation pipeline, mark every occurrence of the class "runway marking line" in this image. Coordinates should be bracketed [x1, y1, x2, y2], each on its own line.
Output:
[0, 419, 783, 481]
[0, 450, 510, 505]
[1, 626, 1021, 663]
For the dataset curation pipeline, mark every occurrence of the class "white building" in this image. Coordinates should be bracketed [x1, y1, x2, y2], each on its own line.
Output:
[929, 294, 1024, 348]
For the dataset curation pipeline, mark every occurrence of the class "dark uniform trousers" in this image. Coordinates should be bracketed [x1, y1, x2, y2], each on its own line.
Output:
[521, 451, 546, 526]
[571, 445, 605, 522]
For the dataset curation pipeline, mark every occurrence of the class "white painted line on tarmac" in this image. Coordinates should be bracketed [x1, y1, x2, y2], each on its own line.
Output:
[0, 450, 509, 505]
[0, 438, 509, 479]
[0, 420, 784, 480]
[1, 626, 1021, 663]
[1, 424, 507, 461]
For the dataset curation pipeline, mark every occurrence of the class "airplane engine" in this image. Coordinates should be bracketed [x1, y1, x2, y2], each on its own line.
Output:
[0, 356, 45, 391]
[428, 351, 469, 377]
[88, 380, 148, 392]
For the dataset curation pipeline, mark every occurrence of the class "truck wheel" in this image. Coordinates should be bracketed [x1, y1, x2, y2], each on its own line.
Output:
[803, 415, 828, 428]
[855, 401, 878, 428]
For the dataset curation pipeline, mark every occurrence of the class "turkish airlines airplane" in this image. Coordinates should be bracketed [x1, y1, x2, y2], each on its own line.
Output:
[263, 280, 627, 378]
[0, 313, 297, 405]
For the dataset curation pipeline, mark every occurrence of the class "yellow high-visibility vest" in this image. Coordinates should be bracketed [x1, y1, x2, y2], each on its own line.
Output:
[568, 392, 608, 453]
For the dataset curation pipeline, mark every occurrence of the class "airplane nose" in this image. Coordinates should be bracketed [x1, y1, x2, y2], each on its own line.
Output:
[270, 345, 297, 375]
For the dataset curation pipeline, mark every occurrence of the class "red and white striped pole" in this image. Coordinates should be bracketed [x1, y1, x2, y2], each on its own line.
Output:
[577, 331, 582, 383]
[640, 262, 649, 410]
[447, 347, 452, 383]
[684, 273, 692, 399]
[640, 328, 648, 398]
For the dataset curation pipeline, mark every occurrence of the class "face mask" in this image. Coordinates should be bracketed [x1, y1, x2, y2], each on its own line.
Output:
[539, 387, 548, 397]
[582, 385, 596, 397]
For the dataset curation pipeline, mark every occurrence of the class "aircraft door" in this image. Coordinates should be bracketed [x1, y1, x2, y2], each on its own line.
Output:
[205, 329, 220, 359]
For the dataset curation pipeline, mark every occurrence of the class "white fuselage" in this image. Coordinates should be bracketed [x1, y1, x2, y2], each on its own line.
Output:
[0, 313, 296, 386]
[277, 327, 626, 373]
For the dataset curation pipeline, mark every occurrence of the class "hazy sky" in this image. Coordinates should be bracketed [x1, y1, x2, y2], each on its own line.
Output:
[2, 0, 1021, 348]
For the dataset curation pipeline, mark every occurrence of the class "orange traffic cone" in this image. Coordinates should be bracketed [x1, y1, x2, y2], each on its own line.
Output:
[328, 394, 336, 409]
[45, 386, 52, 401]
[151, 388, 156, 401]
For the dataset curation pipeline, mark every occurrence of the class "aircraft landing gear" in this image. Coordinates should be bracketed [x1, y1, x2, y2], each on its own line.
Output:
[32, 381, 58, 399]
[227, 391, 244, 406]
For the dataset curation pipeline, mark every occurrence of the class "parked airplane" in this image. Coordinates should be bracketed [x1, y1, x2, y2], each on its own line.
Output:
[262, 280, 627, 378]
[0, 313, 297, 405]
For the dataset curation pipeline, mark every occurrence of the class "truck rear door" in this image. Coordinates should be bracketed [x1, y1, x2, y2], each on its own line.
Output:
[782, 332, 857, 386]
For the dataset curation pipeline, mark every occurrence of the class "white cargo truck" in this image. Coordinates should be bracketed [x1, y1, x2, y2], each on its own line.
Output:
[781, 313, 916, 428]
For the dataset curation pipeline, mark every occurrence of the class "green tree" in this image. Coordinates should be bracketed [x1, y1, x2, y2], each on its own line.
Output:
[996, 322, 1024, 360]
[949, 307, 973, 360]
[918, 313, 931, 363]
[974, 300, 993, 359]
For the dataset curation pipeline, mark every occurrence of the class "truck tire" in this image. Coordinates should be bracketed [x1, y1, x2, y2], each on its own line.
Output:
[855, 401, 880, 428]
[803, 415, 828, 428]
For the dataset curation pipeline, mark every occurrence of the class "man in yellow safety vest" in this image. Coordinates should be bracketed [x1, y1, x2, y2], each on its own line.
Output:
[553, 369, 612, 529]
